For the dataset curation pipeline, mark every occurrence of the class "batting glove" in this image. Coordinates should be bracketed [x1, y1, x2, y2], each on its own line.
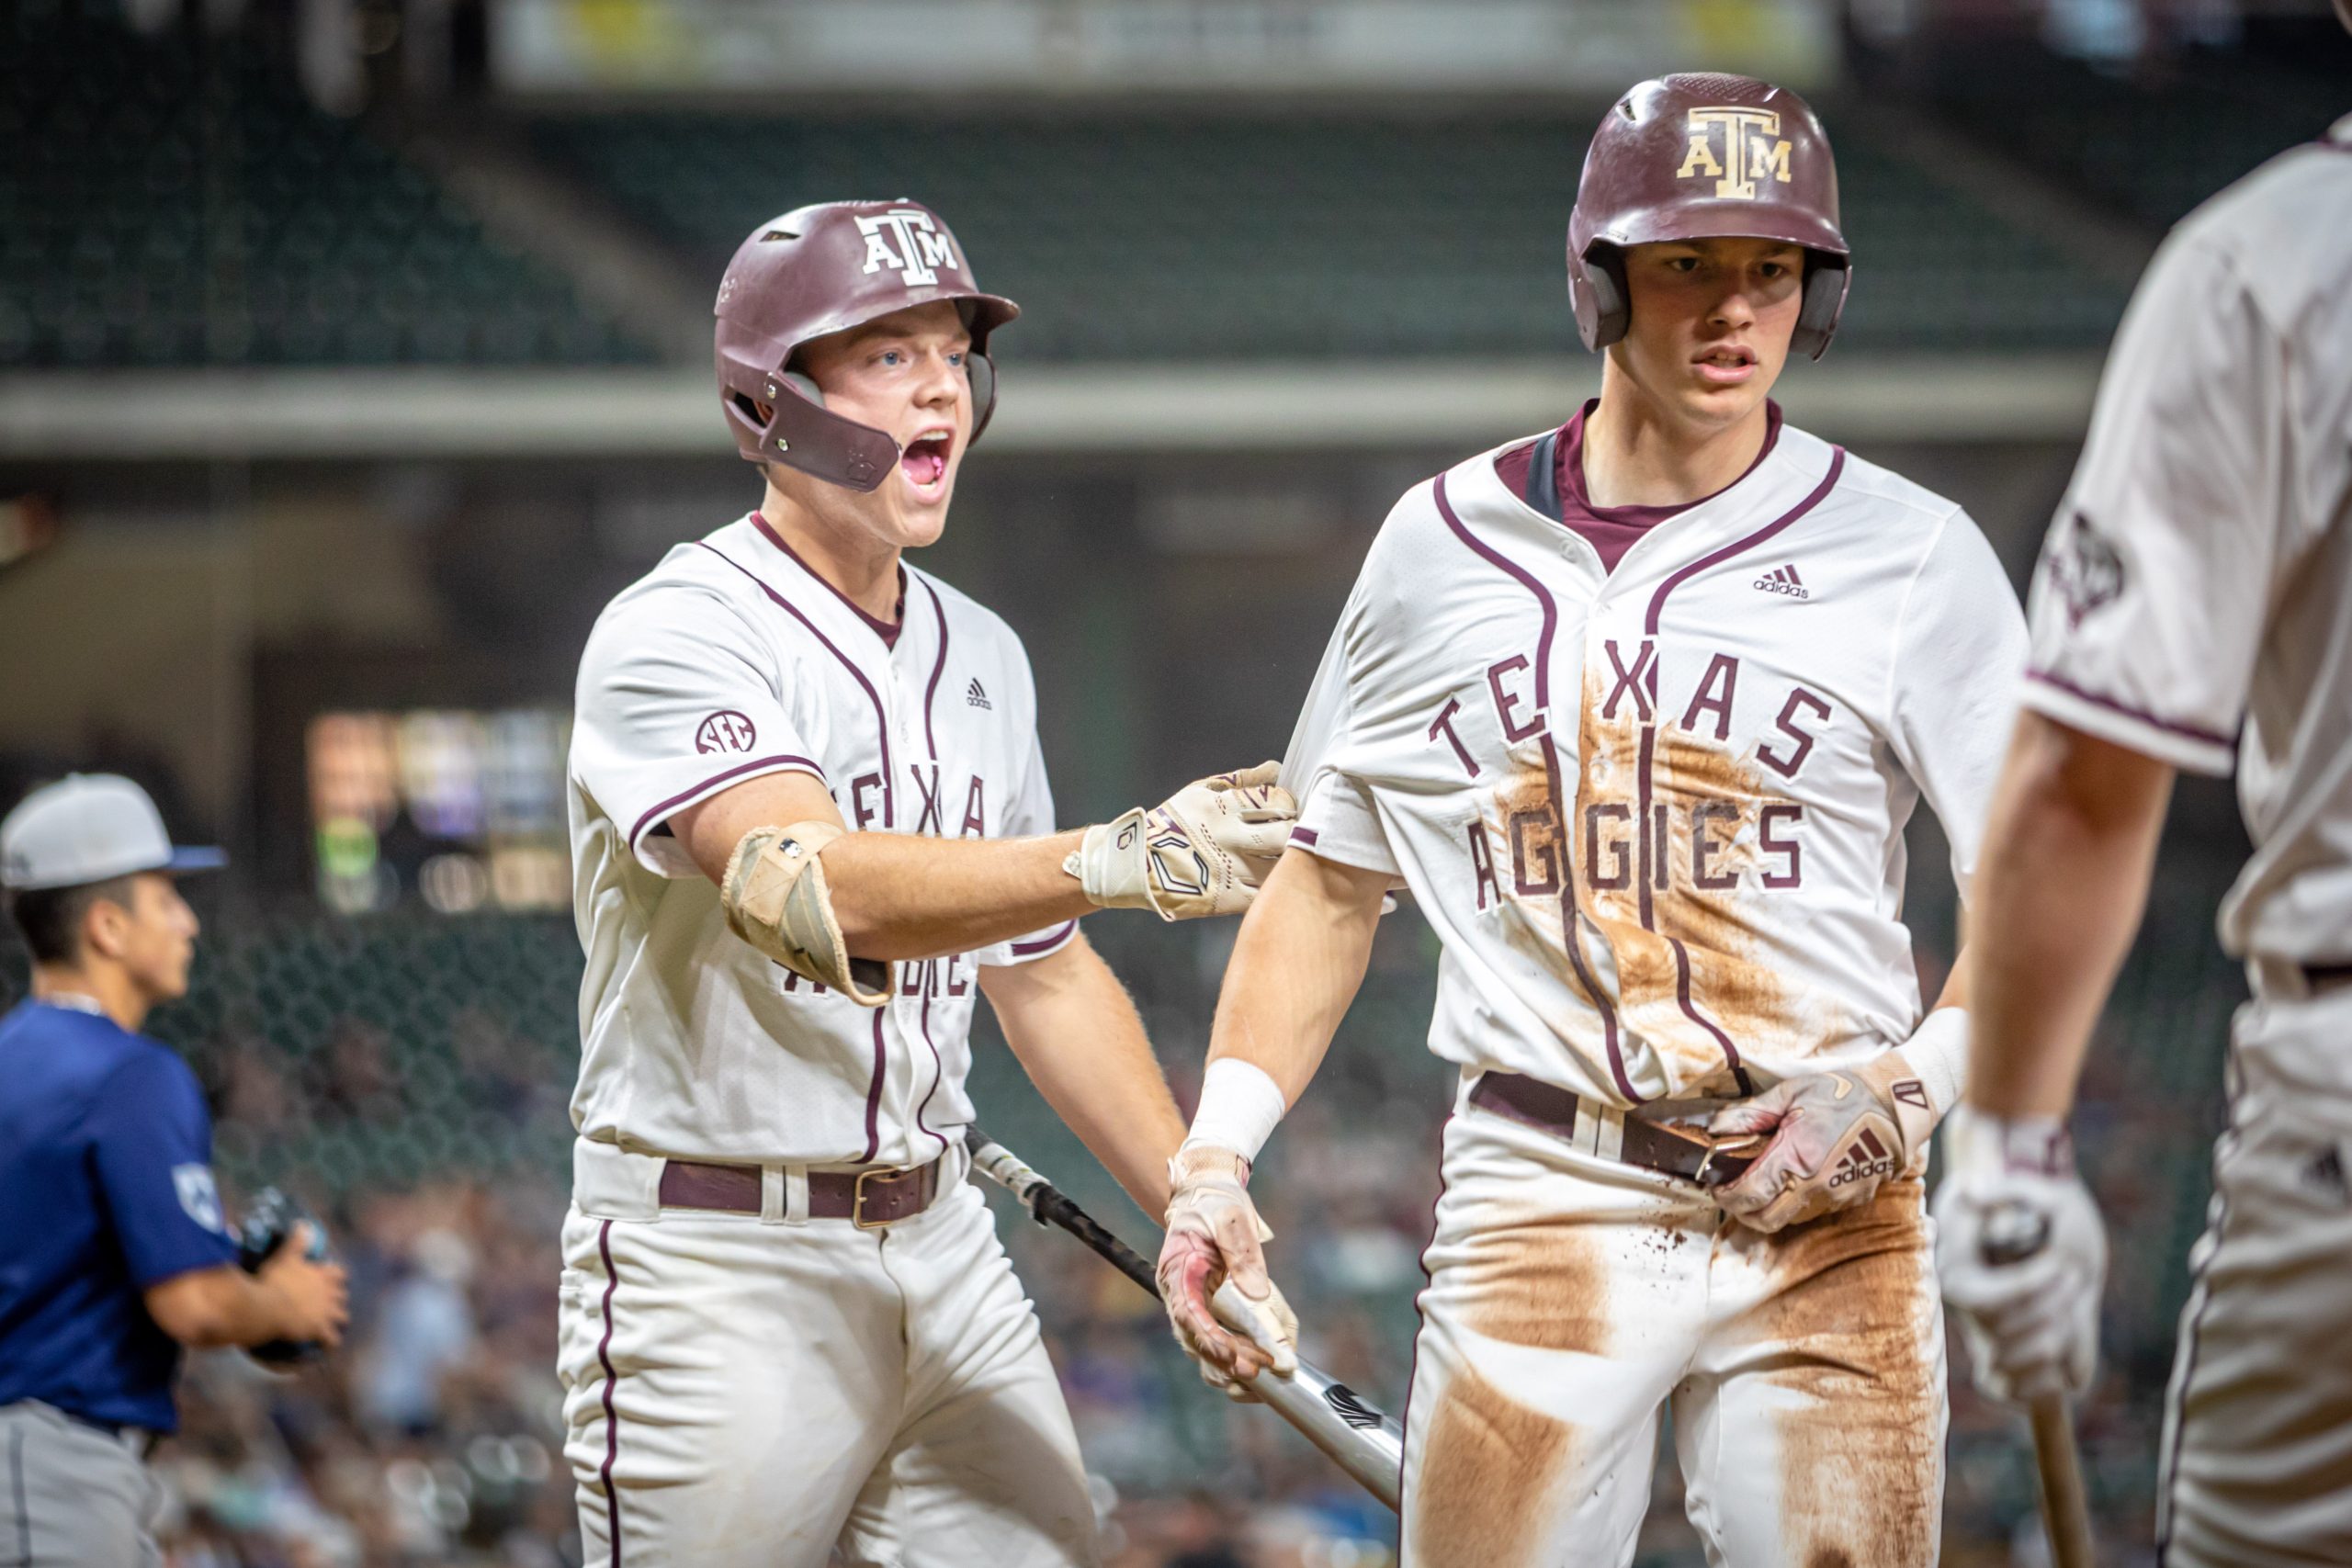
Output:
[1933, 1106, 2107, 1404]
[1157, 1144, 1299, 1399]
[1708, 1048, 1939, 1233]
[1069, 763, 1296, 920]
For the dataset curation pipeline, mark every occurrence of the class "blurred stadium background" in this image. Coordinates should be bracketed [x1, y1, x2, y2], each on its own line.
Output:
[3, 0, 2346, 1561]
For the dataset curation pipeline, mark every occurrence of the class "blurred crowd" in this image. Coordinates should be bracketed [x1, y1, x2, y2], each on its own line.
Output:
[153, 1177, 575, 1568]
[142, 1046, 2186, 1568]
[0, 896, 2215, 1566]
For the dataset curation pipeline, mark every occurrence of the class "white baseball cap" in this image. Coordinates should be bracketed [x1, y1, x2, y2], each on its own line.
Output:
[0, 773, 228, 892]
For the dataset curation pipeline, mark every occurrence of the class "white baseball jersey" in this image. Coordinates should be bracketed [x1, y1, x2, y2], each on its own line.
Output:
[566, 513, 1075, 1166]
[2022, 121, 2352, 974]
[1285, 416, 2027, 1106]
[2018, 123, 2352, 1568]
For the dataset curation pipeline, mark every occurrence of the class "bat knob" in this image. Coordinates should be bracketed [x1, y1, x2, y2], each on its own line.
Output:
[1980, 1199, 2052, 1267]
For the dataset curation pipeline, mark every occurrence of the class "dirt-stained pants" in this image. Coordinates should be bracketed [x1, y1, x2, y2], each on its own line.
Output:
[1399, 1087, 1946, 1568]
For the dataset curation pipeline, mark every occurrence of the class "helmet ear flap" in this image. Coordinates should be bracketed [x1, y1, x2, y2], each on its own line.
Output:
[967, 351, 1000, 444]
[1792, 256, 1850, 361]
[739, 369, 899, 492]
[1569, 242, 1630, 352]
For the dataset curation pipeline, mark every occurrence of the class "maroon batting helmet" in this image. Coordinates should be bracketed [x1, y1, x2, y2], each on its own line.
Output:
[1568, 73, 1850, 361]
[715, 200, 1020, 491]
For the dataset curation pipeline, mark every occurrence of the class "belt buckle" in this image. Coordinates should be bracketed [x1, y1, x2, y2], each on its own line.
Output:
[1693, 1132, 1766, 1189]
[853, 1167, 904, 1230]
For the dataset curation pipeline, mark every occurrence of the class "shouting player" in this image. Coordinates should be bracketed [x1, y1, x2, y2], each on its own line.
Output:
[1935, 17, 2352, 1563]
[1157, 76, 2025, 1564]
[557, 199, 1293, 1567]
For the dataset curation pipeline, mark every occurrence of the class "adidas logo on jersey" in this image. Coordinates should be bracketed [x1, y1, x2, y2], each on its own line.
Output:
[1828, 1126, 1897, 1189]
[966, 678, 992, 710]
[1753, 565, 1810, 599]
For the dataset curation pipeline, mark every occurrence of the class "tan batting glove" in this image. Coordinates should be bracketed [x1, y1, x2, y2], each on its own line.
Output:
[1067, 762, 1296, 920]
[1706, 1049, 1939, 1234]
[1156, 1144, 1299, 1399]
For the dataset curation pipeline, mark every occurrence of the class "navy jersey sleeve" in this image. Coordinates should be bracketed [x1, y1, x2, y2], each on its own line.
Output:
[90, 1049, 239, 1288]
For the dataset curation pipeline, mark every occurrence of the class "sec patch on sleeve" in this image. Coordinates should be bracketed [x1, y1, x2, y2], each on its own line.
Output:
[695, 711, 759, 755]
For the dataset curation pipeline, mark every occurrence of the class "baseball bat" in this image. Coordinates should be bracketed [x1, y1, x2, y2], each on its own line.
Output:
[965, 1128, 1405, 1512]
[2029, 1393, 2097, 1568]
[1981, 1203, 2097, 1568]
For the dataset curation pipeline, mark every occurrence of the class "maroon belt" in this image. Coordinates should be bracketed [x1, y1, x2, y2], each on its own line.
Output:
[2305, 963, 2352, 993]
[657, 1157, 942, 1227]
[1469, 1072, 1759, 1187]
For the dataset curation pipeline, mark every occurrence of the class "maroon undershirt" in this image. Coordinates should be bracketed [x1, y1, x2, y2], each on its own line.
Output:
[751, 511, 906, 648]
[1495, 400, 1784, 573]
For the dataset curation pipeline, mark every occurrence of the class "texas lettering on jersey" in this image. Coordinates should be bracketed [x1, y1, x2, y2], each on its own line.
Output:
[1285, 421, 2027, 1107]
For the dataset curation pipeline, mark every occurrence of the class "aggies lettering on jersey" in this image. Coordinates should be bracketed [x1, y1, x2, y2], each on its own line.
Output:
[1283, 406, 2027, 1108]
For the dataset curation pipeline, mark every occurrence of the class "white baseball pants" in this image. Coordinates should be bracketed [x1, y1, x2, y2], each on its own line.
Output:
[556, 1148, 1097, 1568]
[1398, 1089, 1946, 1568]
[2158, 990, 2352, 1568]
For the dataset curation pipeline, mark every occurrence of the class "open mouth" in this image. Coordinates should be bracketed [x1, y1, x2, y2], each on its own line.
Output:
[1694, 344, 1758, 384]
[900, 429, 955, 491]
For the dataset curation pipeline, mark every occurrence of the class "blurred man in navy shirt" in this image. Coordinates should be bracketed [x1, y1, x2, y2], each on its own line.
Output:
[0, 774, 347, 1566]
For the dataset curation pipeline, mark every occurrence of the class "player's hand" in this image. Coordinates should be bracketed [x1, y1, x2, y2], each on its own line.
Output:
[1069, 762, 1297, 920]
[259, 1223, 352, 1349]
[1156, 1144, 1299, 1399]
[1933, 1107, 2106, 1404]
[1707, 1048, 1938, 1233]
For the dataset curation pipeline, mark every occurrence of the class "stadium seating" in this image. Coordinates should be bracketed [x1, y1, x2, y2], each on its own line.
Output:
[0, 8, 652, 367]
[1901, 40, 2349, 229]
[528, 110, 2134, 358]
[6, 9, 2148, 372]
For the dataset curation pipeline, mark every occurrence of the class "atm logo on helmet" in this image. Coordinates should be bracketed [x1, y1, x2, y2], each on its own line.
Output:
[1676, 108, 1794, 200]
[857, 209, 962, 288]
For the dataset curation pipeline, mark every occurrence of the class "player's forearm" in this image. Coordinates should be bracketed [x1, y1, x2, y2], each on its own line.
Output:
[824, 829, 1095, 961]
[982, 938, 1187, 1215]
[1205, 850, 1386, 1108]
[144, 1266, 308, 1349]
[1963, 712, 2175, 1119]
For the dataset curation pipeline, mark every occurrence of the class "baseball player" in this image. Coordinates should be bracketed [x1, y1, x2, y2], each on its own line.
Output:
[557, 198, 1295, 1568]
[1155, 76, 2027, 1565]
[0, 774, 349, 1566]
[1933, 22, 2352, 1564]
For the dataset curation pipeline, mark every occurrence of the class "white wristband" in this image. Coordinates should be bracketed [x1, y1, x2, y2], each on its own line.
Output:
[1903, 1006, 1970, 1119]
[1944, 1103, 2077, 1179]
[1182, 1057, 1289, 1165]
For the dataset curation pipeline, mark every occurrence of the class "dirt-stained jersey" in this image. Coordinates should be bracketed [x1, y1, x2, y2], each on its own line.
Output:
[2023, 120, 2352, 974]
[1285, 417, 2026, 1107]
[567, 513, 1073, 1166]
